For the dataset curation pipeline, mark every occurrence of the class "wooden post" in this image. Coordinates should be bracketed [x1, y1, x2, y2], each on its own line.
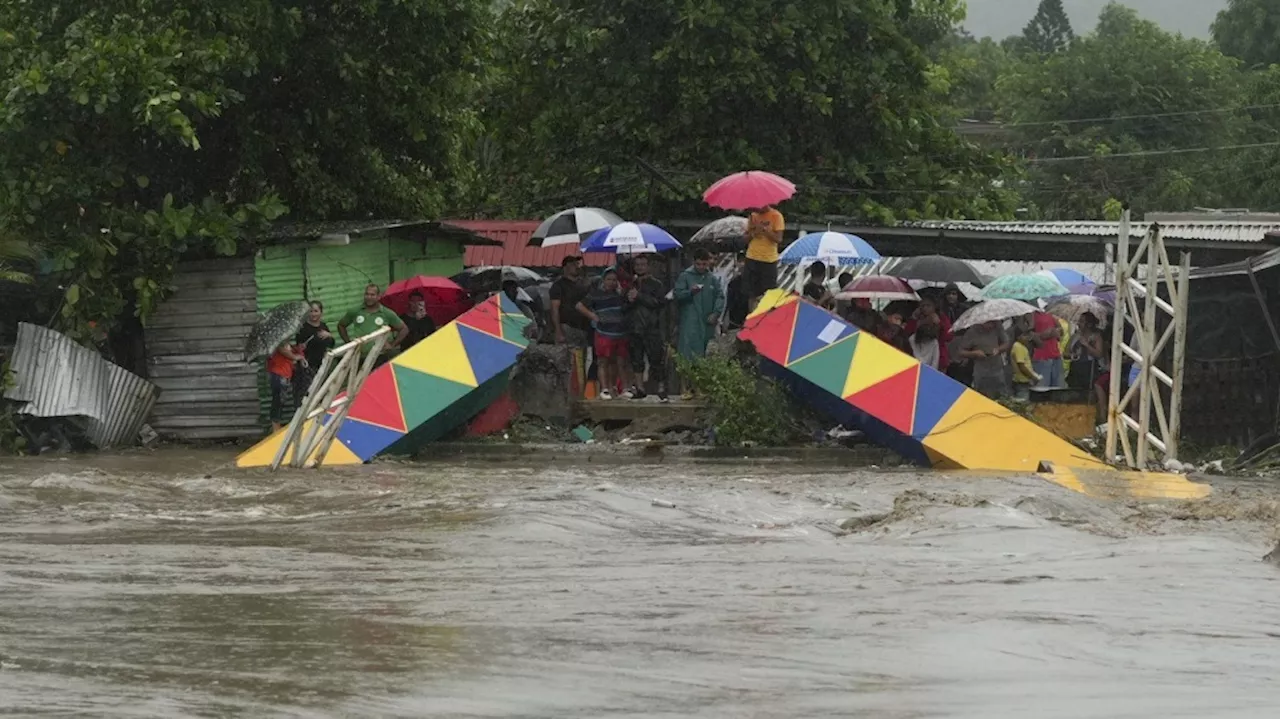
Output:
[1168, 251, 1191, 461]
[1136, 226, 1159, 467]
[1105, 210, 1129, 463]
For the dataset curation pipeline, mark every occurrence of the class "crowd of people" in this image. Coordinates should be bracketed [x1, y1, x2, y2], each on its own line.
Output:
[828, 281, 1116, 420]
[260, 199, 1119, 430]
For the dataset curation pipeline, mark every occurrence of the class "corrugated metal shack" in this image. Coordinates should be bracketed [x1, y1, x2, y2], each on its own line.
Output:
[147, 257, 261, 440]
[5, 323, 158, 448]
[147, 221, 495, 441]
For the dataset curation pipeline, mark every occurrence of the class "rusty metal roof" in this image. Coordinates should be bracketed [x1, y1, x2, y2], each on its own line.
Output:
[4, 323, 158, 448]
[897, 220, 1280, 244]
[453, 220, 613, 268]
[264, 220, 499, 245]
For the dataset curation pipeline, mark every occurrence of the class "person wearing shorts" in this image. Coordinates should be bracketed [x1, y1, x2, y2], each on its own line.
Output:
[744, 205, 785, 305]
[576, 269, 632, 400]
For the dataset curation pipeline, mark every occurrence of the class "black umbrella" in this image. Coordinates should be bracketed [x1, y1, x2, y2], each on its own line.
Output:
[450, 266, 547, 295]
[886, 255, 986, 286]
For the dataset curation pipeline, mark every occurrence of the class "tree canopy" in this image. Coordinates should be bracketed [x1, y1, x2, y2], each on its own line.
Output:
[0, 0, 489, 339]
[1214, 0, 1280, 69]
[997, 3, 1253, 218]
[8, 0, 1280, 342]
[1021, 0, 1075, 55]
[481, 0, 1018, 224]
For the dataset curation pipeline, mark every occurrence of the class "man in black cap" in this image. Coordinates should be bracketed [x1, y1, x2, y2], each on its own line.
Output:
[549, 255, 590, 348]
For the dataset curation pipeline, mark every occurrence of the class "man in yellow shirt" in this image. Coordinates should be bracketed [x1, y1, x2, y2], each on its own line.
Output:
[744, 205, 784, 307]
[1057, 316, 1072, 378]
[1011, 328, 1043, 401]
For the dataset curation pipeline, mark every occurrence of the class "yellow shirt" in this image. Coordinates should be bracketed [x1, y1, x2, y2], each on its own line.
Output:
[745, 208, 785, 263]
[1012, 341, 1035, 384]
[1057, 317, 1071, 375]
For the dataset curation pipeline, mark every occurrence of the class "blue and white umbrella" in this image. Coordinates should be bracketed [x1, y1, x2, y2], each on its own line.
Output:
[779, 231, 881, 266]
[580, 222, 682, 254]
[1036, 268, 1095, 288]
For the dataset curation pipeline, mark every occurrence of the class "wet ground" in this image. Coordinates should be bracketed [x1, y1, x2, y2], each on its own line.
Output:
[1, 448, 1278, 717]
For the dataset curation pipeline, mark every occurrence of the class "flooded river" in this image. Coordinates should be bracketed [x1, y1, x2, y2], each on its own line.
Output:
[1, 449, 1279, 717]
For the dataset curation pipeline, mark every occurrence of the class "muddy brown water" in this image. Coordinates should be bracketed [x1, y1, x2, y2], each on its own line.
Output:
[1, 449, 1279, 717]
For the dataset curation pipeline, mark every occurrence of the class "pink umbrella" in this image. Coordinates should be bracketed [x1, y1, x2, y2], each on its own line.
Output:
[835, 276, 920, 302]
[702, 171, 796, 210]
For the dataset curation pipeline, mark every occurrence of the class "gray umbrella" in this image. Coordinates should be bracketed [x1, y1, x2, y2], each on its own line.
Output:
[1046, 294, 1112, 328]
[952, 298, 1039, 332]
[690, 216, 748, 251]
[243, 300, 310, 361]
[888, 255, 987, 286]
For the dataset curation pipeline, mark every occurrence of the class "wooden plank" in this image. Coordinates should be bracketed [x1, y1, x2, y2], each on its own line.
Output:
[145, 337, 254, 355]
[158, 285, 256, 303]
[148, 362, 255, 378]
[150, 401, 262, 418]
[149, 388, 260, 404]
[149, 298, 258, 316]
[147, 318, 256, 335]
[149, 352, 245, 365]
[152, 415, 264, 429]
[155, 426, 263, 441]
[151, 374, 259, 391]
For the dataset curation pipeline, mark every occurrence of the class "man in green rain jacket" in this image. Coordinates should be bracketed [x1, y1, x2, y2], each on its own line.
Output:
[674, 249, 726, 360]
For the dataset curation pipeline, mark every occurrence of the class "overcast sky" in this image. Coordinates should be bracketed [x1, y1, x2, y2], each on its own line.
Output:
[962, 0, 1226, 40]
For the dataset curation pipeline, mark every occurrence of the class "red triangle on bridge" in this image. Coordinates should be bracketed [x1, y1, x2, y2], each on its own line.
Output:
[455, 300, 503, 337]
[847, 365, 919, 435]
[343, 367, 408, 432]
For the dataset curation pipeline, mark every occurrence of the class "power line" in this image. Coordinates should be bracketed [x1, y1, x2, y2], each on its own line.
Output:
[1026, 141, 1280, 163]
[1002, 103, 1280, 129]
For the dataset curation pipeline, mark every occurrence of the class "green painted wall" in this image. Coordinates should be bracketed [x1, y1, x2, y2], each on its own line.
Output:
[250, 235, 467, 427]
[388, 237, 465, 281]
[306, 238, 392, 320]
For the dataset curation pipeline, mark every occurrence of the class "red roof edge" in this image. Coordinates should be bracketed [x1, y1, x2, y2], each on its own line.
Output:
[449, 219, 613, 269]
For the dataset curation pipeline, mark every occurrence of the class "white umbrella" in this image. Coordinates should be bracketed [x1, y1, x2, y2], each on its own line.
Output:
[952, 298, 1039, 332]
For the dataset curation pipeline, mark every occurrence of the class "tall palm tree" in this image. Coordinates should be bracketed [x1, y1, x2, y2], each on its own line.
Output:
[0, 232, 36, 284]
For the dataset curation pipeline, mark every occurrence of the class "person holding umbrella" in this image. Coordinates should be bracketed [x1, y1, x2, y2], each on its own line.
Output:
[744, 204, 784, 306]
[702, 171, 795, 309]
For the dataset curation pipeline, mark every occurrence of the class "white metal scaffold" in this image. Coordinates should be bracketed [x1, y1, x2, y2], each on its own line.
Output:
[268, 326, 390, 470]
[1105, 210, 1191, 468]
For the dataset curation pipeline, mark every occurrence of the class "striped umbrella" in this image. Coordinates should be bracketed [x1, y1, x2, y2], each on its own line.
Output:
[779, 231, 881, 266]
[532, 207, 623, 248]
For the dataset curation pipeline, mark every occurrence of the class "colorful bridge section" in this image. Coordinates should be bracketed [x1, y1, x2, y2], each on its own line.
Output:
[237, 294, 531, 468]
[741, 290, 1115, 473]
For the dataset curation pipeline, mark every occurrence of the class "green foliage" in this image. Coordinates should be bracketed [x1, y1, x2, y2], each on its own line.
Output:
[1213, 0, 1280, 69]
[0, 232, 37, 284]
[676, 354, 798, 447]
[998, 3, 1248, 219]
[0, 362, 26, 455]
[0, 0, 490, 339]
[939, 32, 1010, 121]
[1021, 0, 1075, 55]
[484, 0, 1019, 223]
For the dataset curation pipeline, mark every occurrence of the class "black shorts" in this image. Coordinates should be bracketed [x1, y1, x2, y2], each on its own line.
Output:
[743, 259, 778, 298]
